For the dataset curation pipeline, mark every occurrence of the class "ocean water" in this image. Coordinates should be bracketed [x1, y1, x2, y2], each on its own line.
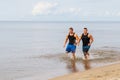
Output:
[0, 21, 120, 80]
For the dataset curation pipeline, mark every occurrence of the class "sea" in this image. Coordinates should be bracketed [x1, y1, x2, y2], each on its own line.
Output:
[0, 21, 120, 80]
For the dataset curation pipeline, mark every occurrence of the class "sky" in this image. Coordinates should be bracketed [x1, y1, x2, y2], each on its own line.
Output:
[0, 0, 120, 21]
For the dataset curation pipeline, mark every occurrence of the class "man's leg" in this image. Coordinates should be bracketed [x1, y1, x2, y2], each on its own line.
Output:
[65, 44, 70, 57]
[86, 46, 90, 59]
[83, 52, 87, 59]
[65, 52, 69, 57]
[83, 46, 90, 60]
[86, 52, 89, 59]
[71, 45, 76, 60]
[86, 46, 90, 56]
[83, 47, 88, 59]
[83, 51, 90, 60]
[72, 53, 76, 60]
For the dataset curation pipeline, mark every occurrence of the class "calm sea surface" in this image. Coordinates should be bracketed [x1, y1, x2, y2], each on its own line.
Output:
[0, 21, 120, 80]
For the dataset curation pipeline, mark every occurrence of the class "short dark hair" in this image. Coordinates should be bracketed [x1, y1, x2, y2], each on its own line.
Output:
[69, 27, 73, 31]
[84, 27, 88, 30]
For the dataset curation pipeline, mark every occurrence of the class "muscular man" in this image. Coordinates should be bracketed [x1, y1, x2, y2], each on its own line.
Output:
[78, 28, 94, 60]
[64, 27, 79, 60]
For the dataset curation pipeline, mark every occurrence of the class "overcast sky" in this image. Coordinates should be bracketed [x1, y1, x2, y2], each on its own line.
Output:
[0, 0, 120, 21]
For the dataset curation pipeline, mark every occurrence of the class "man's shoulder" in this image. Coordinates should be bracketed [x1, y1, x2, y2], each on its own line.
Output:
[88, 33, 92, 37]
[74, 33, 79, 36]
[79, 33, 83, 38]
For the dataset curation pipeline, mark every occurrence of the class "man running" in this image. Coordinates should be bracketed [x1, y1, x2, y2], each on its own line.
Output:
[63, 27, 79, 60]
[78, 28, 94, 60]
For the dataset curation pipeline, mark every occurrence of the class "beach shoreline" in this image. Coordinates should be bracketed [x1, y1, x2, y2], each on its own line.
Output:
[50, 62, 120, 80]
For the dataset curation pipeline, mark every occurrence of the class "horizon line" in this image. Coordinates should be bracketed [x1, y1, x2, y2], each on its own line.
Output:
[0, 20, 120, 22]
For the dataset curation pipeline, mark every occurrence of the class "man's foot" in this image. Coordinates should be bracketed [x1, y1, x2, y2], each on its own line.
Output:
[86, 54, 90, 60]
[84, 56, 88, 60]
[83, 52, 89, 60]
[84, 55, 88, 60]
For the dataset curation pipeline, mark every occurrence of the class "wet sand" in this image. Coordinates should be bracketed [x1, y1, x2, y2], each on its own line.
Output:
[50, 62, 120, 80]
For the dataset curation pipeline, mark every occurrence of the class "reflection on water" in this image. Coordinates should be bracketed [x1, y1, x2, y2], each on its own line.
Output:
[82, 60, 91, 70]
[31, 47, 120, 79]
[66, 59, 91, 73]
[66, 60, 79, 73]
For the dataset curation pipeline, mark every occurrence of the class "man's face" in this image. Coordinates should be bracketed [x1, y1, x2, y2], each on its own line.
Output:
[84, 29, 87, 34]
[69, 29, 73, 33]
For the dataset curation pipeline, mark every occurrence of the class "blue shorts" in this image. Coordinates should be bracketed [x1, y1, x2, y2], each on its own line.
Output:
[66, 44, 76, 53]
[82, 46, 90, 53]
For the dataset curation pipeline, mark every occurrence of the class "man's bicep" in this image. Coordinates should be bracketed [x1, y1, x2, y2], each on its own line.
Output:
[65, 35, 69, 41]
[90, 35, 94, 41]
[75, 34, 79, 40]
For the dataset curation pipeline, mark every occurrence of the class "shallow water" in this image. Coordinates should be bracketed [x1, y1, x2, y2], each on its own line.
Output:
[14, 47, 120, 80]
[0, 21, 120, 80]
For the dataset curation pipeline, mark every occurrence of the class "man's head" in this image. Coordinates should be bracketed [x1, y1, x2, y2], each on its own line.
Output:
[83, 28, 88, 34]
[69, 27, 74, 33]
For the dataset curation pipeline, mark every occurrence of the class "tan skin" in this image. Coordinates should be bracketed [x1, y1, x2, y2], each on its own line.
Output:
[78, 29, 94, 59]
[63, 29, 79, 60]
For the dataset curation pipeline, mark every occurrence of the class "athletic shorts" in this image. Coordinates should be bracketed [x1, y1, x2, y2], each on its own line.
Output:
[66, 44, 76, 53]
[82, 45, 90, 53]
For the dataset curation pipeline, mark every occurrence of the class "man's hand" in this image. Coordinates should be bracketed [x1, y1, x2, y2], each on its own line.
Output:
[63, 44, 66, 48]
[77, 34, 82, 46]
[77, 42, 80, 46]
[63, 35, 68, 48]
[88, 43, 91, 46]
[88, 34, 94, 46]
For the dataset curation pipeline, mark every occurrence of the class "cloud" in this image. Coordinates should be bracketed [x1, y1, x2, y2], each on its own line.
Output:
[51, 7, 82, 15]
[116, 12, 120, 16]
[32, 1, 82, 16]
[104, 11, 120, 17]
[68, 8, 81, 15]
[32, 1, 120, 18]
[32, 2, 58, 16]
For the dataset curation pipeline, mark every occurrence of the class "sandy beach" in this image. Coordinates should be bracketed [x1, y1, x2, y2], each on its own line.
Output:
[50, 62, 120, 80]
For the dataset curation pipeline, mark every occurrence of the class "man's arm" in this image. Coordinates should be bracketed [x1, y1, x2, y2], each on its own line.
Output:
[63, 35, 68, 47]
[78, 34, 82, 45]
[74, 34, 79, 42]
[74, 34, 79, 45]
[88, 34, 94, 45]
